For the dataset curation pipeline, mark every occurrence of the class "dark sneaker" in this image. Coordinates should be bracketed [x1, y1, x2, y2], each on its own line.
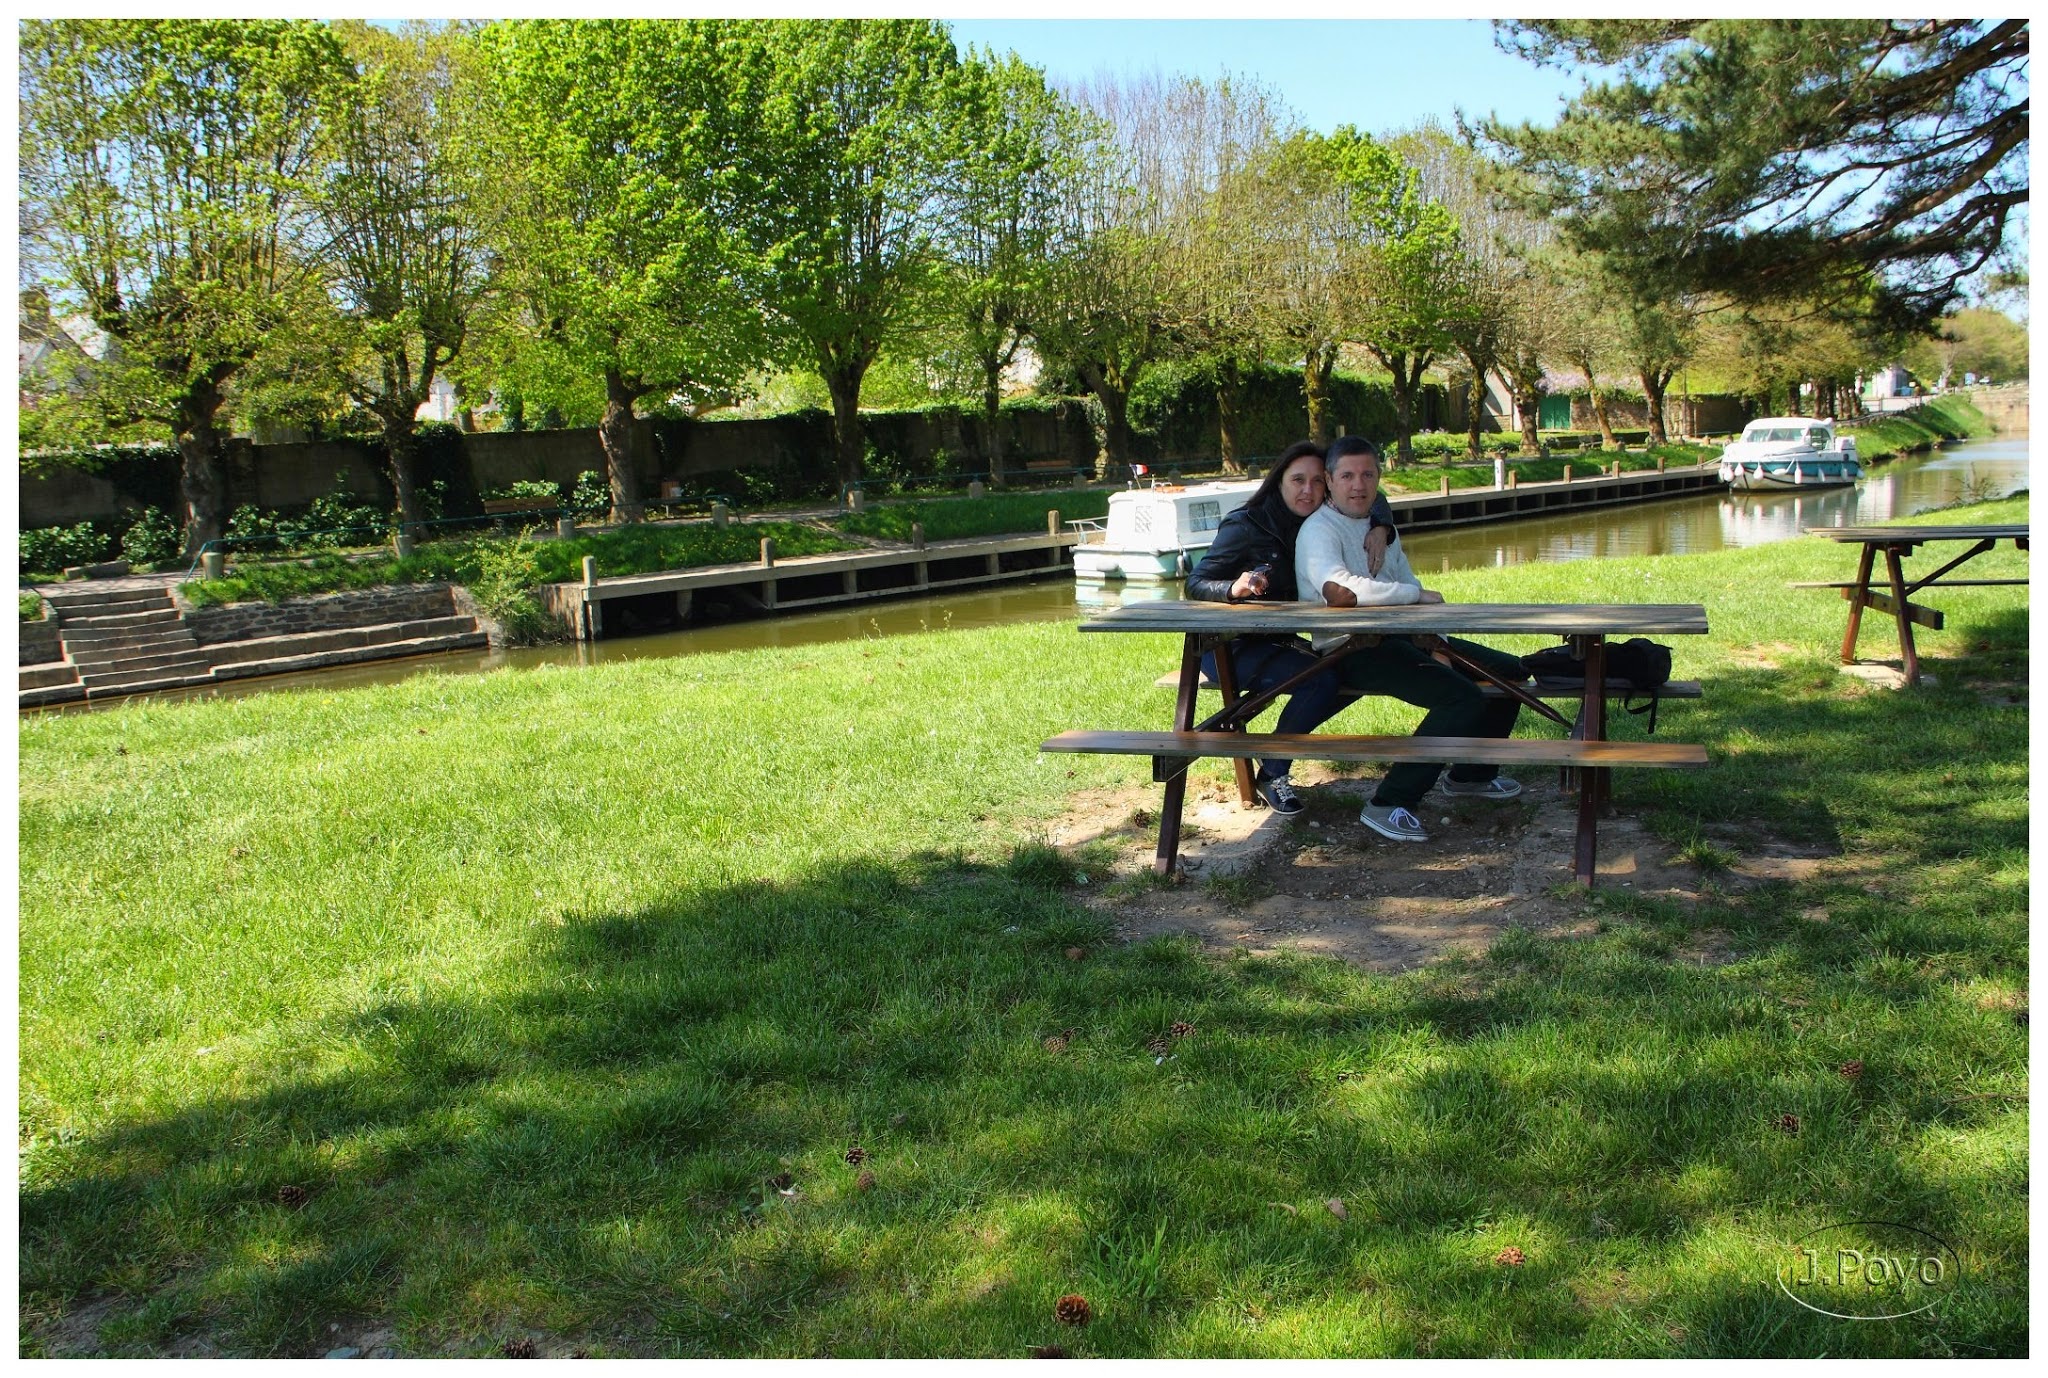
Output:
[1359, 801, 1429, 842]
[1256, 775, 1304, 815]
[1442, 775, 1523, 800]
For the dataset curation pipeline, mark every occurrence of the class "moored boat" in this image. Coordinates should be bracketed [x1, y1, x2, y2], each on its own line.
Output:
[1070, 479, 1260, 582]
[1717, 417, 1864, 491]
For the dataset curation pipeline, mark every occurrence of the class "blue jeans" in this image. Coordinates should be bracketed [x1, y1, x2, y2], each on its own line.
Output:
[1336, 635, 1525, 807]
[1200, 637, 1347, 784]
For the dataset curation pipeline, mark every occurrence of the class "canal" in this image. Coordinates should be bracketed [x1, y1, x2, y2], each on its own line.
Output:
[79, 437, 2032, 707]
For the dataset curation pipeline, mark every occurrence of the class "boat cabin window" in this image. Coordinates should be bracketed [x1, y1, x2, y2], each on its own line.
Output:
[1187, 500, 1223, 533]
[1754, 426, 1805, 442]
[1806, 427, 1830, 448]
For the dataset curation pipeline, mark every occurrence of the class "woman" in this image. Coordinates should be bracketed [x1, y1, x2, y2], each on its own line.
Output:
[1185, 440, 1394, 814]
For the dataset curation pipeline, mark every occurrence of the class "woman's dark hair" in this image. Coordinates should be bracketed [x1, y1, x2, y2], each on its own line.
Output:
[1325, 435, 1381, 466]
[1247, 439, 1325, 510]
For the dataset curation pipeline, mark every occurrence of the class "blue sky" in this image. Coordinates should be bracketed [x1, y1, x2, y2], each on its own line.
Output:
[945, 19, 1587, 138]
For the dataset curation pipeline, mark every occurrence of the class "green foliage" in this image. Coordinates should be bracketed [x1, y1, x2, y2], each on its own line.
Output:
[838, 491, 1111, 542]
[21, 593, 48, 622]
[1131, 362, 1406, 461]
[180, 521, 860, 607]
[569, 471, 609, 515]
[19, 523, 109, 575]
[119, 508, 183, 568]
[1843, 397, 1991, 462]
[482, 480, 562, 503]
[463, 530, 557, 645]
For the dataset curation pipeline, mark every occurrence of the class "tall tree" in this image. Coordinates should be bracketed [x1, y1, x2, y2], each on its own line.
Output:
[941, 51, 1085, 486]
[743, 20, 962, 491]
[1613, 297, 1696, 443]
[20, 19, 350, 554]
[1480, 20, 2029, 332]
[476, 18, 766, 523]
[321, 20, 491, 533]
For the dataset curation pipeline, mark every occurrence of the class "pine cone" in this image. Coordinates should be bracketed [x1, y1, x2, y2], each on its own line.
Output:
[1838, 1059, 1864, 1080]
[1169, 1021, 1195, 1039]
[1042, 1035, 1068, 1053]
[767, 1171, 794, 1191]
[276, 1184, 309, 1209]
[1029, 1345, 1071, 1358]
[1494, 1246, 1526, 1267]
[2015, 1009, 2029, 1028]
[1064, 947, 1087, 961]
[1145, 1037, 1172, 1055]
[1054, 1294, 1092, 1326]
[501, 1338, 537, 1358]
[1776, 1113, 1801, 1135]
[855, 1169, 876, 1192]
[844, 1145, 867, 1165]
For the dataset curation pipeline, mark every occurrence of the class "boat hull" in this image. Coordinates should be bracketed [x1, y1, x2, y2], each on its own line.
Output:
[1720, 458, 1863, 491]
[1071, 544, 1204, 582]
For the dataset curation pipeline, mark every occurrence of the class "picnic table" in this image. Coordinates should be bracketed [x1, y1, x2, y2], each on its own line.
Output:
[1798, 524, 2030, 681]
[1042, 601, 1710, 887]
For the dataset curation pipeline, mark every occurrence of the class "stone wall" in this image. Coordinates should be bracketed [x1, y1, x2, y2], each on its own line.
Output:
[182, 584, 458, 646]
[19, 617, 61, 665]
[1960, 384, 2029, 435]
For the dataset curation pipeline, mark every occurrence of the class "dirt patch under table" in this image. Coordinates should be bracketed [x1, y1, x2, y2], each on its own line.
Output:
[1044, 764, 1812, 973]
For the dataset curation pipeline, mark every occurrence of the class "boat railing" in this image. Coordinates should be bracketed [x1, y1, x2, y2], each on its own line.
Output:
[1066, 517, 1108, 542]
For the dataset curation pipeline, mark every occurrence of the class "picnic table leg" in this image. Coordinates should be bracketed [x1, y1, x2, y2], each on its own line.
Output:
[1154, 633, 1203, 876]
[1840, 543, 1876, 664]
[1884, 543, 1919, 683]
[1573, 636, 1609, 886]
[1210, 641, 1258, 807]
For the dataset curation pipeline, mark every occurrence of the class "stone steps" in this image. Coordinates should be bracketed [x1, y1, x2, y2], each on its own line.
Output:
[67, 628, 202, 664]
[59, 606, 181, 629]
[74, 648, 211, 681]
[78, 656, 216, 690]
[203, 617, 480, 668]
[43, 592, 175, 617]
[19, 662, 81, 691]
[20, 680, 87, 709]
[209, 628, 489, 682]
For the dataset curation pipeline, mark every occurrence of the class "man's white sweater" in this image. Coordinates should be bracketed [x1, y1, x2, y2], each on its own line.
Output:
[1295, 502, 1422, 650]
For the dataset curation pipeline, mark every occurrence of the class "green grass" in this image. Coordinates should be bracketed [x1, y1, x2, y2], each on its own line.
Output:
[19, 496, 2028, 1357]
[1382, 444, 1718, 496]
[22, 590, 47, 620]
[180, 521, 860, 608]
[837, 489, 1112, 542]
[1842, 397, 1993, 462]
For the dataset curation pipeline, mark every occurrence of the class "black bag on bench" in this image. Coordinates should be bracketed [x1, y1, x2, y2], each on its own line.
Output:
[1521, 638, 1675, 732]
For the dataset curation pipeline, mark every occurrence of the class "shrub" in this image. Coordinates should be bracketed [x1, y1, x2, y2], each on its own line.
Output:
[464, 531, 558, 645]
[570, 470, 608, 515]
[21, 592, 47, 621]
[120, 507, 183, 567]
[19, 522, 107, 574]
[483, 479, 561, 503]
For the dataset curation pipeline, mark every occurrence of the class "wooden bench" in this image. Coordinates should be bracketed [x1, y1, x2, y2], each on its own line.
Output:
[482, 496, 560, 516]
[1153, 670, 1703, 701]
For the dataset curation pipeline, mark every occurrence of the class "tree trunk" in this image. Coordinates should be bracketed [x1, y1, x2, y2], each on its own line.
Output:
[1465, 373, 1488, 462]
[822, 363, 868, 492]
[1589, 385, 1618, 450]
[600, 368, 646, 524]
[175, 376, 232, 558]
[1303, 340, 1339, 446]
[1517, 385, 1543, 456]
[980, 359, 1007, 487]
[1641, 369, 1670, 445]
[380, 410, 424, 534]
[1216, 356, 1245, 474]
[1076, 360, 1133, 476]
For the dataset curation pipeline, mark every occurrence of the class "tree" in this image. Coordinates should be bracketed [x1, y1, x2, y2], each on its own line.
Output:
[320, 21, 491, 532]
[1902, 307, 2029, 388]
[941, 51, 1086, 485]
[1613, 297, 1696, 443]
[742, 20, 963, 491]
[20, 19, 351, 554]
[1480, 20, 2029, 332]
[1549, 257, 1624, 449]
[476, 19, 767, 523]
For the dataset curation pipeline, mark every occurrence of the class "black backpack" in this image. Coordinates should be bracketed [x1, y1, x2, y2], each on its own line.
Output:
[1520, 637, 1675, 732]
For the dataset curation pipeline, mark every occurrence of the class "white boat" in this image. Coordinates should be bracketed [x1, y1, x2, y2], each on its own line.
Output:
[1717, 417, 1864, 491]
[1070, 479, 1260, 582]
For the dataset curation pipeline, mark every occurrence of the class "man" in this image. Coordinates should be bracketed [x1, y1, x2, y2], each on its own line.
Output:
[1294, 436, 1525, 844]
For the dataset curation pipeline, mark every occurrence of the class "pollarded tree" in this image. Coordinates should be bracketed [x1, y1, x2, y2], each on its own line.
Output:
[20, 18, 352, 554]
[742, 20, 963, 491]
[1249, 132, 1351, 446]
[1548, 252, 1626, 450]
[1614, 296, 1697, 443]
[321, 20, 492, 533]
[940, 50, 1089, 485]
[476, 18, 768, 523]
[1480, 20, 2029, 333]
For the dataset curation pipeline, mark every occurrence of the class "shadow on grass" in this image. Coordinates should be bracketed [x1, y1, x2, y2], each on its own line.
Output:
[21, 808, 2028, 1357]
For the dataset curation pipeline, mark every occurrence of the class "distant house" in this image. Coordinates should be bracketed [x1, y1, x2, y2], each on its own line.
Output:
[18, 289, 95, 397]
[1863, 362, 1913, 399]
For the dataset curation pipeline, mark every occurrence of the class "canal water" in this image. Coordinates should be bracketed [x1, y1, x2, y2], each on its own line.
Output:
[70, 438, 2031, 708]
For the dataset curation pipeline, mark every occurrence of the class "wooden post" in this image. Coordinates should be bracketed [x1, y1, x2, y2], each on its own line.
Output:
[967, 480, 985, 500]
[581, 556, 599, 642]
[394, 530, 417, 560]
[1611, 460, 1621, 479]
[556, 516, 575, 540]
[760, 537, 776, 567]
[912, 522, 926, 550]
[201, 551, 225, 580]
[1506, 471, 1518, 491]
[1562, 463, 1573, 483]
[712, 501, 729, 529]
[1047, 510, 1061, 536]
[1440, 475, 1451, 497]
[1657, 456, 1667, 473]
[1494, 456, 1506, 490]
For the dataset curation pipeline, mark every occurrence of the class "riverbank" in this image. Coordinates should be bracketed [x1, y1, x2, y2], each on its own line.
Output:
[19, 496, 2027, 1357]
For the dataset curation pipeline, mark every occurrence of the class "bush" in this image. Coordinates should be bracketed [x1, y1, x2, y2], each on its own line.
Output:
[483, 479, 561, 503]
[570, 470, 608, 515]
[120, 507, 183, 567]
[21, 592, 47, 621]
[19, 522, 108, 574]
[464, 531, 558, 645]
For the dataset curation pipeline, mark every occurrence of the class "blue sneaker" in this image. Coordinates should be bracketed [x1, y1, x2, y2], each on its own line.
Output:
[1256, 776, 1304, 815]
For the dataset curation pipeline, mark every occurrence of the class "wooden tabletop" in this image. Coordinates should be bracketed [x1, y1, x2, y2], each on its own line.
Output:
[1078, 601, 1710, 636]
[1806, 523, 2030, 543]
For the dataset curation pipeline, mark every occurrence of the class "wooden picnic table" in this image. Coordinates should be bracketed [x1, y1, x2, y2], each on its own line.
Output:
[1043, 601, 1710, 887]
[1799, 524, 2029, 682]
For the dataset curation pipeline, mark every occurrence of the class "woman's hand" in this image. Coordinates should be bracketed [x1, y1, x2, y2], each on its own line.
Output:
[1364, 523, 1391, 575]
[1230, 567, 1271, 600]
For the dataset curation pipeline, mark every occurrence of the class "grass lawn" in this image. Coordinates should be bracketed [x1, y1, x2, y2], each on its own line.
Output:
[18, 496, 2028, 1357]
[836, 489, 1112, 542]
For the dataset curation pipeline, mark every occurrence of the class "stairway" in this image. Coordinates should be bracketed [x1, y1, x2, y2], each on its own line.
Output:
[40, 586, 216, 700]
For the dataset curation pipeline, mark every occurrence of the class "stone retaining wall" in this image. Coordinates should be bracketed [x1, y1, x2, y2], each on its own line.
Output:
[182, 584, 459, 646]
[19, 618, 61, 665]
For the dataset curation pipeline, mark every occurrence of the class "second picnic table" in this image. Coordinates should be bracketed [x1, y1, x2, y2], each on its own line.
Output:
[1798, 524, 2030, 682]
[1042, 600, 1711, 886]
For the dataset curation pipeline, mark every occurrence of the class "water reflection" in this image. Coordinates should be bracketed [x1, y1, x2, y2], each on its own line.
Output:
[51, 437, 2027, 711]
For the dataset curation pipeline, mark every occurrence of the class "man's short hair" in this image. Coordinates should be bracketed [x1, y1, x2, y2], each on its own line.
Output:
[1326, 435, 1381, 467]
